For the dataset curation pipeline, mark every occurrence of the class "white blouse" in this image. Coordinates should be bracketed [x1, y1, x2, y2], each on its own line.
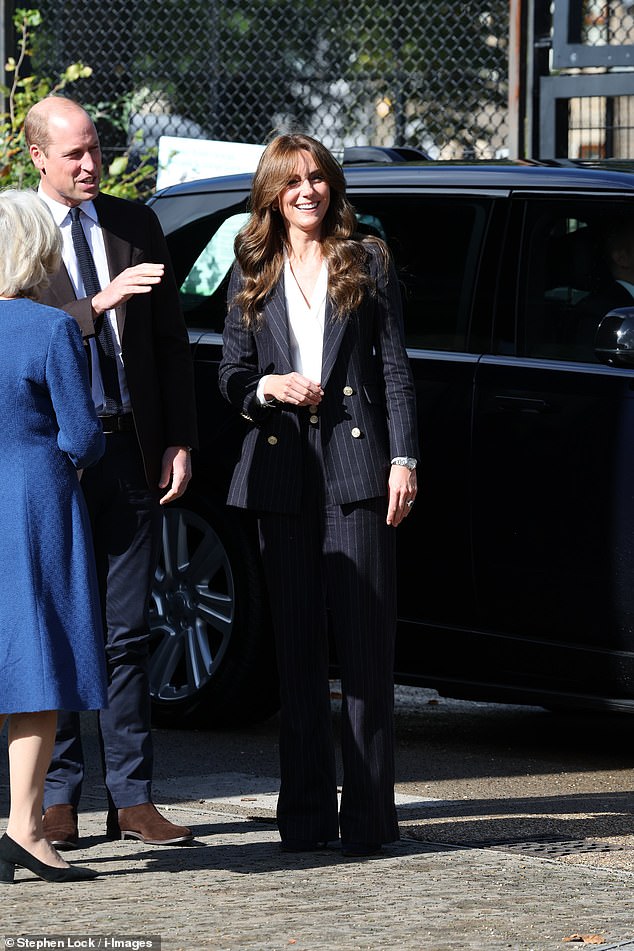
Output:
[283, 256, 328, 381]
[257, 257, 328, 404]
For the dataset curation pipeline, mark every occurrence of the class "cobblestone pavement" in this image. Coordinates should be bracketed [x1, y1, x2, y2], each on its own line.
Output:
[2, 693, 634, 951]
[1, 784, 634, 951]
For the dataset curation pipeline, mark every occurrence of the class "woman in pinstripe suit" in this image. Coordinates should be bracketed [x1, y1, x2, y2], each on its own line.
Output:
[219, 134, 419, 858]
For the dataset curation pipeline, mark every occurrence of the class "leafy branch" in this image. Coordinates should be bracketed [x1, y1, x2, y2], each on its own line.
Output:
[0, 7, 156, 198]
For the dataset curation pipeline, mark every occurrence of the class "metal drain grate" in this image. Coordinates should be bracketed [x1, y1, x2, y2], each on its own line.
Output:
[458, 835, 624, 857]
[401, 833, 632, 858]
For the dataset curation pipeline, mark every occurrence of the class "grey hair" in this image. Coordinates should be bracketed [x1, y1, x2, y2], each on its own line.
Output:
[0, 189, 61, 299]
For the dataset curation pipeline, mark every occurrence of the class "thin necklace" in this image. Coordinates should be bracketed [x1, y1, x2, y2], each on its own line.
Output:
[288, 258, 321, 309]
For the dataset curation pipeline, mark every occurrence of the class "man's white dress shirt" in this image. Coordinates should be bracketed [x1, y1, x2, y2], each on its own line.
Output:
[38, 189, 130, 414]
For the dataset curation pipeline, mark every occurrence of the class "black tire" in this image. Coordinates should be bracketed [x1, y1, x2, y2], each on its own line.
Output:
[148, 495, 279, 728]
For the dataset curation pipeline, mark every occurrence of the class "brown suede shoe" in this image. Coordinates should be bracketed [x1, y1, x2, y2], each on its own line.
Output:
[108, 802, 193, 845]
[42, 804, 79, 850]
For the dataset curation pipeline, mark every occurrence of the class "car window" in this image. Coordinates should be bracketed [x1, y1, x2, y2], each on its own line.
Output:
[352, 196, 490, 351]
[517, 200, 634, 363]
[181, 213, 249, 299]
[175, 212, 249, 331]
[172, 195, 490, 345]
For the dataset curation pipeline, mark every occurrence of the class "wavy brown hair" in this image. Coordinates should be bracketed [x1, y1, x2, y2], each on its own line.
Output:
[232, 133, 385, 327]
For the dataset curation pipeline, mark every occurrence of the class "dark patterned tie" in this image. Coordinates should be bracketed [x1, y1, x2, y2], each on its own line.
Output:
[69, 206, 122, 414]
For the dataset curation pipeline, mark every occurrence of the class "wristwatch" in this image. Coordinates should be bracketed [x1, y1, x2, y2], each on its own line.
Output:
[391, 456, 417, 470]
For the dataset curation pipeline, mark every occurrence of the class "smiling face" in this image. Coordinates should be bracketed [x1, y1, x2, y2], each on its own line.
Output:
[29, 102, 102, 207]
[277, 149, 331, 241]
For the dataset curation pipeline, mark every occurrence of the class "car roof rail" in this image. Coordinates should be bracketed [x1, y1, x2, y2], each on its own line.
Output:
[342, 145, 431, 164]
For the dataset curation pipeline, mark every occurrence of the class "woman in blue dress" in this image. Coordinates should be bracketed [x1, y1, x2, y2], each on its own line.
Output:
[0, 190, 107, 883]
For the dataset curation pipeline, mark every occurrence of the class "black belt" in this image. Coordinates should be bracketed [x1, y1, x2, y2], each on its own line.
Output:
[99, 413, 135, 434]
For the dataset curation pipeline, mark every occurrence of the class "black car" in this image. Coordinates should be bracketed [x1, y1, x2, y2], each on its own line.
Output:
[146, 162, 634, 726]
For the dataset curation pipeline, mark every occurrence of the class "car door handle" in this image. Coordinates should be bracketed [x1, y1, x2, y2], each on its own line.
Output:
[495, 395, 551, 413]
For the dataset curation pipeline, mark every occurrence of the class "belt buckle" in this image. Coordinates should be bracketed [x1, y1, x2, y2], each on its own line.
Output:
[100, 413, 130, 434]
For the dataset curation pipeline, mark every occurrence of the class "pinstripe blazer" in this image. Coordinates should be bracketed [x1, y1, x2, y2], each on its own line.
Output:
[218, 242, 419, 513]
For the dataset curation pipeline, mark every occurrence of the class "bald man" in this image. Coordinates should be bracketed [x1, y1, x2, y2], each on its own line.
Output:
[25, 96, 198, 848]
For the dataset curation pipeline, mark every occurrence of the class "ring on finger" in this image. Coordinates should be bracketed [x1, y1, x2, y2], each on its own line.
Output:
[406, 499, 414, 507]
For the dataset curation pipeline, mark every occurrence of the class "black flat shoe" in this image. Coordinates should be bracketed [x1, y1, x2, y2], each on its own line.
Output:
[0, 834, 98, 883]
[280, 839, 330, 853]
[341, 841, 382, 857]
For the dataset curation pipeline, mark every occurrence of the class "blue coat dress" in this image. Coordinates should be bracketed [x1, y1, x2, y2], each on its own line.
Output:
[0, 298, 107, 714]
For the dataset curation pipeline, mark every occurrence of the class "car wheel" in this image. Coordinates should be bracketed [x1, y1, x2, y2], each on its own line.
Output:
[148, 496, 278, 728]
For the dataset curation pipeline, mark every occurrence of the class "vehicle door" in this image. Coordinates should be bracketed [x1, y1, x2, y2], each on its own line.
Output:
[151, 185, 253, 494]
[349, 191, 497, 675]
[471, 194, 634, 699]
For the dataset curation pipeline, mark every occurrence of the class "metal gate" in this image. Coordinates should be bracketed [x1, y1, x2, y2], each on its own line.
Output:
[529, 0, 634, 160]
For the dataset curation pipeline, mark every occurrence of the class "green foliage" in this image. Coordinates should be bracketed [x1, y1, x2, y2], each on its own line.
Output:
[0, 7, 156, 199]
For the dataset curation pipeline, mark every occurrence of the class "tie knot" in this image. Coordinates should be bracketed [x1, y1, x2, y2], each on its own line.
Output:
[69, 206, 82, 222]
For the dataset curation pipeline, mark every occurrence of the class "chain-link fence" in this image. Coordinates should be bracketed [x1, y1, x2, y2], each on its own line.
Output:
[580, 0, 634, 45]
[30, 0, 509, 168]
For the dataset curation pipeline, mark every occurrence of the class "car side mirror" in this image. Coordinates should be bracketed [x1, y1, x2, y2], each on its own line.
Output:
[594, 307, 634, 367]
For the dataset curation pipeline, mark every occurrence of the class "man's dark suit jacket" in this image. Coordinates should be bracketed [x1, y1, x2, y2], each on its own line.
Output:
[218, 244, 419, 513]
[40, 192, 197, 490]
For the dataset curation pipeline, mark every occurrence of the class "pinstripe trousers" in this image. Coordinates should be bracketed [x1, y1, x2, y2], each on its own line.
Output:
[257, 413, 399, 845]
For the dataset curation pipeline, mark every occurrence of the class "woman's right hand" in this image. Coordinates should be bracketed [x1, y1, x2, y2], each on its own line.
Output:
[263, 372, 324, 407]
